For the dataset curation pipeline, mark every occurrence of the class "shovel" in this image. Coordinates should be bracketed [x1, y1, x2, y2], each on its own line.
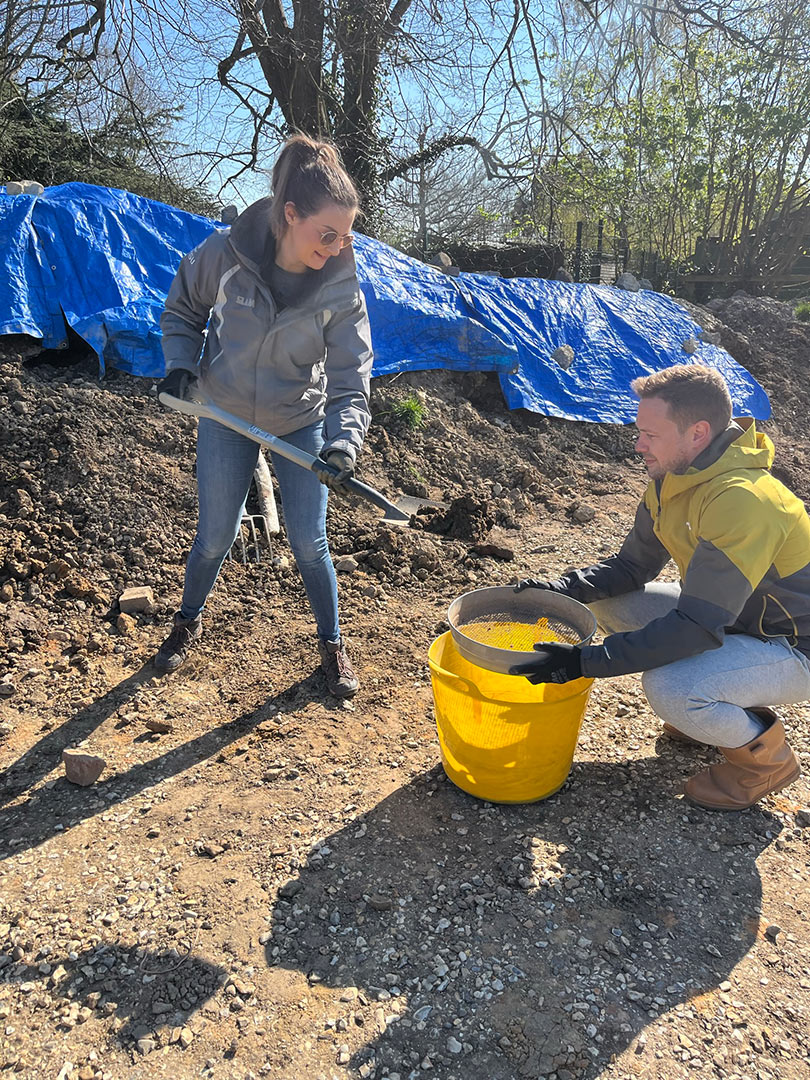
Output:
[159, 382, 429, 527]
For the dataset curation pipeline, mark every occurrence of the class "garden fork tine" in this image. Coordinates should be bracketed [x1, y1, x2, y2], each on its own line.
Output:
[227, 514, 266, 564]
[242, 514, 262, 563]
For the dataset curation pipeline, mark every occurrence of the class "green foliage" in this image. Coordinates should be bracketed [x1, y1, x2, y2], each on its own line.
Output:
[406, 463, 428, 486]
[391, 394, 427, 431]
[795, 302, 810, 322]
[517, 19, 810, 281]
[0, 81, 218, 216]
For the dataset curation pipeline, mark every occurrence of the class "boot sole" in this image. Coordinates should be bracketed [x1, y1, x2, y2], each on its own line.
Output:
[683, 765, 801, 811]
[154, 645, 200, 675]
[154, 658, 185, 675]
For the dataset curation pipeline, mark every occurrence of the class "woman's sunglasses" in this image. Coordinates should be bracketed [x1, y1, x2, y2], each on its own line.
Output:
[317, 226, 353, 249]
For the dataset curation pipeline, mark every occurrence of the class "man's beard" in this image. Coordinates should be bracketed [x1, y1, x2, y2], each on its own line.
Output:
[647, 450, 693, 480]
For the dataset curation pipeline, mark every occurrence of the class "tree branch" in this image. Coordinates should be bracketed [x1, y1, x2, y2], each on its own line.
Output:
[380, 134, 509, 185]
[55, 0, 107, 57]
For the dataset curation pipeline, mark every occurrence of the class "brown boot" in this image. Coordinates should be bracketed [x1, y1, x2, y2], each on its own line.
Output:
[684, 710, 800, 811]
[154, 611, 202, 674]
[662, 723, 707, 746]
[318, 637, 359, 699]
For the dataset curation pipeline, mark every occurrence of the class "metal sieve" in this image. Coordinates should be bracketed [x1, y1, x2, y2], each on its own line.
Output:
[447, 586, 597, 675]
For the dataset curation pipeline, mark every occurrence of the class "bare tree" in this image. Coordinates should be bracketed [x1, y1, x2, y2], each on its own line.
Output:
[2, 2, 564, 225]
[5, 0, 805, 272]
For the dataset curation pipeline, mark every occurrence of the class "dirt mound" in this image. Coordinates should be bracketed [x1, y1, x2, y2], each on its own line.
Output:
[676, 293, 810, 442]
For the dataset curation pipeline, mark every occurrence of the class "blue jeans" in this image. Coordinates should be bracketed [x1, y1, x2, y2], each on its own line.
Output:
[589, 583, 810, 747]
[180, 417, 340, 642]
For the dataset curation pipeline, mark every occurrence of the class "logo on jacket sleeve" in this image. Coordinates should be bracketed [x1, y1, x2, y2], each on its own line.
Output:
[236, 295, 255, 307]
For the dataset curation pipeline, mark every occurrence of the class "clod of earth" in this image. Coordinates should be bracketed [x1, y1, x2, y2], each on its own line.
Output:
[412, 494, 495, 541]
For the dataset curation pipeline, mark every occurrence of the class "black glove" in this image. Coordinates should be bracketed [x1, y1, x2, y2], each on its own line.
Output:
[158, 368, 191, 402]
[314, 449, 355, 493]
[509, 641, 583, 684]
[513, 577, 568, 594]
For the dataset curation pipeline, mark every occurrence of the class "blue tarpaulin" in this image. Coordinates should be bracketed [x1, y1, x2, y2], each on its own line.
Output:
[0, 193, 64, 344]
[5, 183, 216, 374]
[0, 182, 770, 423]
[465, 276, 770, 423]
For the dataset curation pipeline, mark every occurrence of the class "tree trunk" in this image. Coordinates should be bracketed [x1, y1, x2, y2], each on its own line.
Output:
[235, 0, 327, 137]
[335, 1, 387, 233]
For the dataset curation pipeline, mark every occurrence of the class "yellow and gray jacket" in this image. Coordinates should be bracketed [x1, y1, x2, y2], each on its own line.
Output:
[561, 420, 810, 677]
[160, 197, 373, 461]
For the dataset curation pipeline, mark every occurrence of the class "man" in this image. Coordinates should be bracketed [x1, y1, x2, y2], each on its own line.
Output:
[512, 364, 810, 811]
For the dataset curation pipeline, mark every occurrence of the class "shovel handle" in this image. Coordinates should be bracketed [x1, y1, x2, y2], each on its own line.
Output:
[159, 387, 410, 523]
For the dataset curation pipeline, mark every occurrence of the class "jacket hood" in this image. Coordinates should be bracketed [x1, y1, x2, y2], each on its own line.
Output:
[227, 195, 358, 297]
[659, 417, 775, 498]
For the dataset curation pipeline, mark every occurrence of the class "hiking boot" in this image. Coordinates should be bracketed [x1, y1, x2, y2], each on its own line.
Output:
[318, 637, 359, 699]
[154, 611, 202, 674]
[683, 709, 800, 811]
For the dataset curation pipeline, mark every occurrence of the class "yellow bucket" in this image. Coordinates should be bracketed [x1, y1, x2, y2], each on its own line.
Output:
[428, 631, 594, 803]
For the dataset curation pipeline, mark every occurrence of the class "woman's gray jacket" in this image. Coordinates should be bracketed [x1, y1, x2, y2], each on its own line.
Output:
[160, 197, 373, 462]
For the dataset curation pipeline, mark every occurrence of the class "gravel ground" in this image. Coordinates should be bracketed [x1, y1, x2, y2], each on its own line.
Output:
[1, 296, 809, 1080]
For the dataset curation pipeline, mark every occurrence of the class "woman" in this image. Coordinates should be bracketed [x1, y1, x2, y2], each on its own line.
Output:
[154, 134, 373, 698]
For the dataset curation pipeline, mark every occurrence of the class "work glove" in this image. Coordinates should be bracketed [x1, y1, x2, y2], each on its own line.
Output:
[509, 641, 583, 684]
[513, 577, 566, 594]
[314, 449, 355, 493]
[157, 368, 192, 403]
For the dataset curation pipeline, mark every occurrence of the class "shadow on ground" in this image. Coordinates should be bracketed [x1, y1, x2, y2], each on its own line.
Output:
[0, 665, 325, 861]
[1, 943, 226, 1054]
[264, 755, 779, 1079]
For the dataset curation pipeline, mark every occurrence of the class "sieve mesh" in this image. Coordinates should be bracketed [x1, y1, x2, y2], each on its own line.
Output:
[455, 612, 581, 652]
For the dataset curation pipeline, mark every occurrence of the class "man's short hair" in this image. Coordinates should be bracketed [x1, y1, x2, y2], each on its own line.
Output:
[631, 364, 732, 436]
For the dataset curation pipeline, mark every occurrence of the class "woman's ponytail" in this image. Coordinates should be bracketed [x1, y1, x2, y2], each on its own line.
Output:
[269, 134, 360, 239]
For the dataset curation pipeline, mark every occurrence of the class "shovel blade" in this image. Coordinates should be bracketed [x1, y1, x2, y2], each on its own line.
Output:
[380, 504, 414, 526]
[379, 495, 448, 527]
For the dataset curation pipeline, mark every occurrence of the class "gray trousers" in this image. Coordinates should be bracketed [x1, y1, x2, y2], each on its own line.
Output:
[588, 583, 810, 748]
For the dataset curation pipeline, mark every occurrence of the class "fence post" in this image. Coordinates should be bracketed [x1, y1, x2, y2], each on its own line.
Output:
[592, 219, 604, 283]
[573, 221, 583, 282]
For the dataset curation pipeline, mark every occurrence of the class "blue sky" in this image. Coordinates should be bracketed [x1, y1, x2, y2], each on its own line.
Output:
[158, 1, 563, 209]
